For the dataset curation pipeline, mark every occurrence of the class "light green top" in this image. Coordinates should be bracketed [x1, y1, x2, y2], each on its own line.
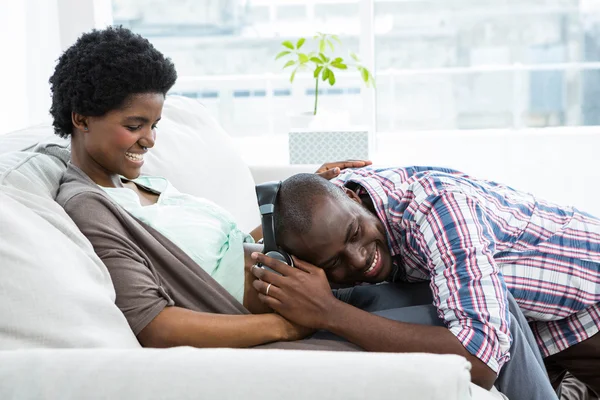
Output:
[101, 176, 251, 303]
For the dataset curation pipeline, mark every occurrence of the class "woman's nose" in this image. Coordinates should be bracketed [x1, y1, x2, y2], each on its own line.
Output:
[139, 128, 156, 149]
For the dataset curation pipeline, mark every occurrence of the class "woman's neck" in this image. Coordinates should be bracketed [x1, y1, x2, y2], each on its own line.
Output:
[70, 136, 123, 188]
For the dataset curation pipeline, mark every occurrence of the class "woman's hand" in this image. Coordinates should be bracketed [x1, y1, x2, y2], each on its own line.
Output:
[277, 316, 316, 341]
[250, 252, 339, 330]
[315, 159, 372, 180]
[243, 243, 272, 314]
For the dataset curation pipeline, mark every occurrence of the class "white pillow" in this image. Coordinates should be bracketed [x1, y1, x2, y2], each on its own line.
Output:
[143, 95, 260, 233]
[0, 153, 139, 349]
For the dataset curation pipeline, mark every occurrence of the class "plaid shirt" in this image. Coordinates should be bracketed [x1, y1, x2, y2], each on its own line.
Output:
[333, 166, 600, 373]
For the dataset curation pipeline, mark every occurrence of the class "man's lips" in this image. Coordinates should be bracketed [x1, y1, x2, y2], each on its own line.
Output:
[364, 244, 381, 278]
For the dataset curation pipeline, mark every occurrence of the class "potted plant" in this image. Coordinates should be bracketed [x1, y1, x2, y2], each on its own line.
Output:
[275, 32, 375, 128]
[275, 33, 376, 164]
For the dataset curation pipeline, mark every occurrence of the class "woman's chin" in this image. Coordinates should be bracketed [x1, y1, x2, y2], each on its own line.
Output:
[121, 168, 142, 180]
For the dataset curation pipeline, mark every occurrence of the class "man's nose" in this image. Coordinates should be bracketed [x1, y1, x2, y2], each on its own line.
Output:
[345, 242, 368, 271]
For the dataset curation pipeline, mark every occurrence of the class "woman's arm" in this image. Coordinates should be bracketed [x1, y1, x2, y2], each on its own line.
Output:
[243, 243, 273, 313]
[137, 306, 311, 348]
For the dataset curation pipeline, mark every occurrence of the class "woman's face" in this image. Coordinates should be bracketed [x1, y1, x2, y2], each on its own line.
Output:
[74, 93, 164, 185]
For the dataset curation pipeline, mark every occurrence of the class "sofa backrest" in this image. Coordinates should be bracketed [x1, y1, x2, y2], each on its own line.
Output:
[0, 96, 260, 232]
[142, 95, 260, 232]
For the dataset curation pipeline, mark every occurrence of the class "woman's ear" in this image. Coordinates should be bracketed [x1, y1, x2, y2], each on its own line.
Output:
[71, 112, 88, 133]
[343, 187, 363, 205]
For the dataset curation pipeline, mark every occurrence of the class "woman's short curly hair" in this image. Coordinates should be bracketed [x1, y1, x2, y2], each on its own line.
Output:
[49, 26, 178, 138]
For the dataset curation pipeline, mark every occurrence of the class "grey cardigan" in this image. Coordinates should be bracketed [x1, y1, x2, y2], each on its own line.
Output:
[57, 164, 359, 351]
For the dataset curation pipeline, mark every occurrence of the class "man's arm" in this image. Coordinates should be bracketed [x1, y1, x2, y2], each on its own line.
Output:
[250, 255, 497, 389]
[323, 299, 497, 389]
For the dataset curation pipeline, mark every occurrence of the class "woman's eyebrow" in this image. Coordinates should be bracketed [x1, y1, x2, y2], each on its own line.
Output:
[123, 116, 149, 123]
[124, 116, 162, 124]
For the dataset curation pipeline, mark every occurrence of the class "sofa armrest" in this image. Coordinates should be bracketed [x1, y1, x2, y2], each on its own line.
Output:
[0, 348, 483, 400]
[249, 164, 319, 184]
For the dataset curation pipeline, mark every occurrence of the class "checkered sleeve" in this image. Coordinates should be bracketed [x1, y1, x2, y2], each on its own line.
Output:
[413, 190, 513, 374]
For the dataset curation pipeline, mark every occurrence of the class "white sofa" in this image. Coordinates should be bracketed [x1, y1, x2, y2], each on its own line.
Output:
[0, 96, 502, 400]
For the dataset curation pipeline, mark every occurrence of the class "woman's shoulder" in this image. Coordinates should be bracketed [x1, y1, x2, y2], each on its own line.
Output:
[56, 164, 111, 210]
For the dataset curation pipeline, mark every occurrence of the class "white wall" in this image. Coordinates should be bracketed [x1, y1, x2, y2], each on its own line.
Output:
[0, 1, 39, 135]
[239, 127, 600, 218]
[0, 0, 112, 135]
[378, 128, 600, 218]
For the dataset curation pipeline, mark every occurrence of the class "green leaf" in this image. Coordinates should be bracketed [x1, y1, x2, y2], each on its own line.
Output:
[282, 40, 294, 50]
[332, 63, 347, 70]
[283, 60, 296, 69]
[328, 69, 336, 85]
[361, 67, 369, 83]
[319, 53, 328, 63]
[319, 40, 325, 53]
[322, 68, 330, 81]
[298, 53, 309, 64]
[332, 34, 342, 44]
[310, 57, 323, 64]
[350, 52, 359, 62]
[314, 66, 323, 78]
[332, 57, 343, 64]
[327, 40, 334, 53]
[296, 38, 306, 49]
[290, 67, 298, 83]
[275, 50, 291, 60]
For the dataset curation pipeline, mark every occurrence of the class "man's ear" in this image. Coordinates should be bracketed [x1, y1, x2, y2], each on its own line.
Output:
[71, 112, 89, 133]
[343, 187, 363, 205]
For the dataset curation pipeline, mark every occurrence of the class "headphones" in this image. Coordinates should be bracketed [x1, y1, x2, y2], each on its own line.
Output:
[255, 181, 294, 269]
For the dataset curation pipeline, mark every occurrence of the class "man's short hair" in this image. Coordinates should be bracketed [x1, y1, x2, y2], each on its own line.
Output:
[274, 173, 347, 249]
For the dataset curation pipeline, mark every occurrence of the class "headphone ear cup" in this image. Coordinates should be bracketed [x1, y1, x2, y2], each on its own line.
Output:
[264, 250, 294, 268]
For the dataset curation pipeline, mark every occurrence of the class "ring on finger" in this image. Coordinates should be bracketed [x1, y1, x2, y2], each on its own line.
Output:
[265, 283, 272, 296]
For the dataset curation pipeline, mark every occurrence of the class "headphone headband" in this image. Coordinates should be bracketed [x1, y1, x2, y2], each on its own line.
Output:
[255, 181, 292, 267]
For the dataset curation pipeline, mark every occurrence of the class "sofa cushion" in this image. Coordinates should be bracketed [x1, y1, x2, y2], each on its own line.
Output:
[0, 148, 67, 200]
[0, 125, 63, 155]
[0, 184, 140, 349]
[142, 95, 260, 233]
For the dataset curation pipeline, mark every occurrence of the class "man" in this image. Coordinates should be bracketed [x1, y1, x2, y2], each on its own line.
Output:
[250, 166, 599, 398]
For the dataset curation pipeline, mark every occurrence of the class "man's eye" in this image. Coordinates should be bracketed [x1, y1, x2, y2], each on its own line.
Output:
[352, 226, 360, 241]
[126, 126, 141, 131]
[151, 124, 158, 130]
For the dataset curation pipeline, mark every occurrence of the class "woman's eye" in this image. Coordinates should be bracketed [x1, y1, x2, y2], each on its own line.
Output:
[126, 126, 141, 131]
[151, 124, 158, 130]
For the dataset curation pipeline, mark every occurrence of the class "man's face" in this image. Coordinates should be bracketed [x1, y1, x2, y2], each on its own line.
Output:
[284, 191, 393, 285]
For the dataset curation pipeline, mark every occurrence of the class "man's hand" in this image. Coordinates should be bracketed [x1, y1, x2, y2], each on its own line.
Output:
[250, 253, 338, 329]
[315, 159, 372, 180]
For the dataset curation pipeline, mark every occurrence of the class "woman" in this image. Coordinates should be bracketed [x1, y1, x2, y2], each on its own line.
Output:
[52, 26, 370, 349]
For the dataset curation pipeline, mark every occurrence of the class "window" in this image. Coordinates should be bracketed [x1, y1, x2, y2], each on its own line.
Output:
[112, 0, 600, 138]
[374, 0, 600, 132]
